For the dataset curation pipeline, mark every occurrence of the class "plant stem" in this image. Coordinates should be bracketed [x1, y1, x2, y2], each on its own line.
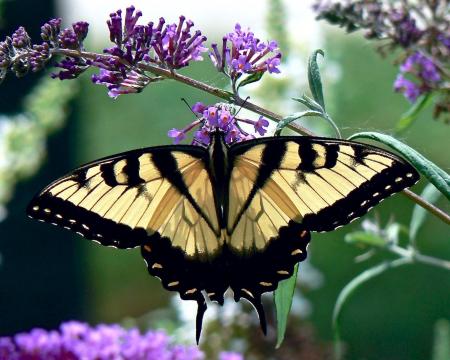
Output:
[52, 48, 449, 224]
[53, 49, 315, 136]
[388, 244, 450, 271]
[402, 188, 450, 225]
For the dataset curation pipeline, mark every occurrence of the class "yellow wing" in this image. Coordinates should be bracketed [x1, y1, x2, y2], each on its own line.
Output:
[227, 136, 420, 251]
[27, 146, 221, 257]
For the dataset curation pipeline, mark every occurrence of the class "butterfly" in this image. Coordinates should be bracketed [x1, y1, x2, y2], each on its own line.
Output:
[27, 130, 419, 343]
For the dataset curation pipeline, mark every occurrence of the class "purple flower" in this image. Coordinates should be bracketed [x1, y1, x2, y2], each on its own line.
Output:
[72, 21, 89, 42]
[168, 128, 186, 144]
[209, 23, 282, 79]
[400, 51, 440, 83]
[193, 126, 211, 146]
[254, 116, 269, 135]
[11, 27, 31, 49]
[192, 102, 206, 114]
[438, 33, 450, 50]
[52, 56, 89, 80]
[14, 328, 62, 358]
[218, 109, 233, 130]
[58, 28, 79, 49]
[152, 16, 208, 69]
[168, 103, 272, 146]
[40, 18, 62, 43]
[231, 55, 251, 73]
[219, 351, 244, 360]
[30, 42, 50, 72]
[265, 56, 281, 74]
[394, 74, 422, 102]
[224, 124, 241, 144]
[0, 37, 13, 69]
[204, 106, 219, 126]
[0, 337, 18, 360]
[0, 322, 220, 359]
[171, 344, 204, 360]
[390, 11, 423, 47]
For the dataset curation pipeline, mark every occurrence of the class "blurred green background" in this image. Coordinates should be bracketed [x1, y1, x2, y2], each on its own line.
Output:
[0, 1, 449, 359]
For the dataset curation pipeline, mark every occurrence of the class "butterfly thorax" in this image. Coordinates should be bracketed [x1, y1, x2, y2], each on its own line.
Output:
[207, 130, 230, 227]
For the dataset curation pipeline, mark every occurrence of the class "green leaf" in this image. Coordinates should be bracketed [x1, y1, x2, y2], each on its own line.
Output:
[395, 93, 433, 134]
[347, 132, 450, 200]
[344, 231, 386, 247]
[292, 94, 324, 113]
[274, 263, 299, 348]
[332, 258, 412, 360]
[291, 95, 342, 138]
[275, 110, 322, 136]
[432, 319, 450, 360]
[237, 71, 264, 90]
[410, 184, 441, 244]
[308, 49, 325, 111]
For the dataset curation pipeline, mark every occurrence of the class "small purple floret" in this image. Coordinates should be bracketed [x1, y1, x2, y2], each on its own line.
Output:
[254, 116, 269, 135]
[168, 128, 186, 144]
[219, 351, 245, 360]
[394, 74, 422, 102]
[265, 56, 281, 74]
[72, 21, 89, 42]
[192, 102, 206, 114]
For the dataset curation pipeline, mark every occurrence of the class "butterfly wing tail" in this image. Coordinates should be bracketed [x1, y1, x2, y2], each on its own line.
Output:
[195, 294, 208, 344]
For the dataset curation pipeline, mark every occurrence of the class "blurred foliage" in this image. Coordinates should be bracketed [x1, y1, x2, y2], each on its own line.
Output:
[433, 319, 450, 360]
[266, 0, 289, 59]
[0, 76, 78, 220]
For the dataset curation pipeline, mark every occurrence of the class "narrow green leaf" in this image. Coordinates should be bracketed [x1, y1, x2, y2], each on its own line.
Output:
[292, 94, 324, 113]
[274, 263, 299, 348]
[237, 71, 264, 90]
[308, 49, 325, 111]
[332, 258, 411, 360]
[410, 184, 441, 244]
[432, 319, 450, 360]
[275, 110, 322, 136]
[348, 132, 450, 200]
[344, 231, 386, 247]
[395, 93, 433, 134]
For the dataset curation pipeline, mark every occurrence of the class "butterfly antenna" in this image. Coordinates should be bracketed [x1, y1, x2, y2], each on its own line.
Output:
[234, 96, 250, 118]
[181, 98, 202, 119]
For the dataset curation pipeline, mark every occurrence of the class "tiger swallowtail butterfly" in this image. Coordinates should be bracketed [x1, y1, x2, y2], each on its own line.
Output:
[27, 131, 419, 342]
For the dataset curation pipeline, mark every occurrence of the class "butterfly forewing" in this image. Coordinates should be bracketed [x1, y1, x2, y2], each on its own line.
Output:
[27, 146, 221, 255]
[228, 136, 420, 234]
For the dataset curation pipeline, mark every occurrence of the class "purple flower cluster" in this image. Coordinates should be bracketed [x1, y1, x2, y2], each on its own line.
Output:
[168, 102, 270, 146]
[0, 321, 206, 360]
[313, 0, 449, 119]
[394, 51, 441, 102]
[388, 10, 423, 47]
[89, 6, 207, 97]
[312, 1, 424, 46]
[209, 24, 281, 80]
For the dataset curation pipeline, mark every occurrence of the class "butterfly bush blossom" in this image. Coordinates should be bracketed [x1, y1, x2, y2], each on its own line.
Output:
[0, 5, 284, 102]
[0, 6, 208, 98]
[168, 102, 270, 146]
[209, 24, 281, 81]
[313, 0, 449, 120]
[0, 321, 242, 360]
